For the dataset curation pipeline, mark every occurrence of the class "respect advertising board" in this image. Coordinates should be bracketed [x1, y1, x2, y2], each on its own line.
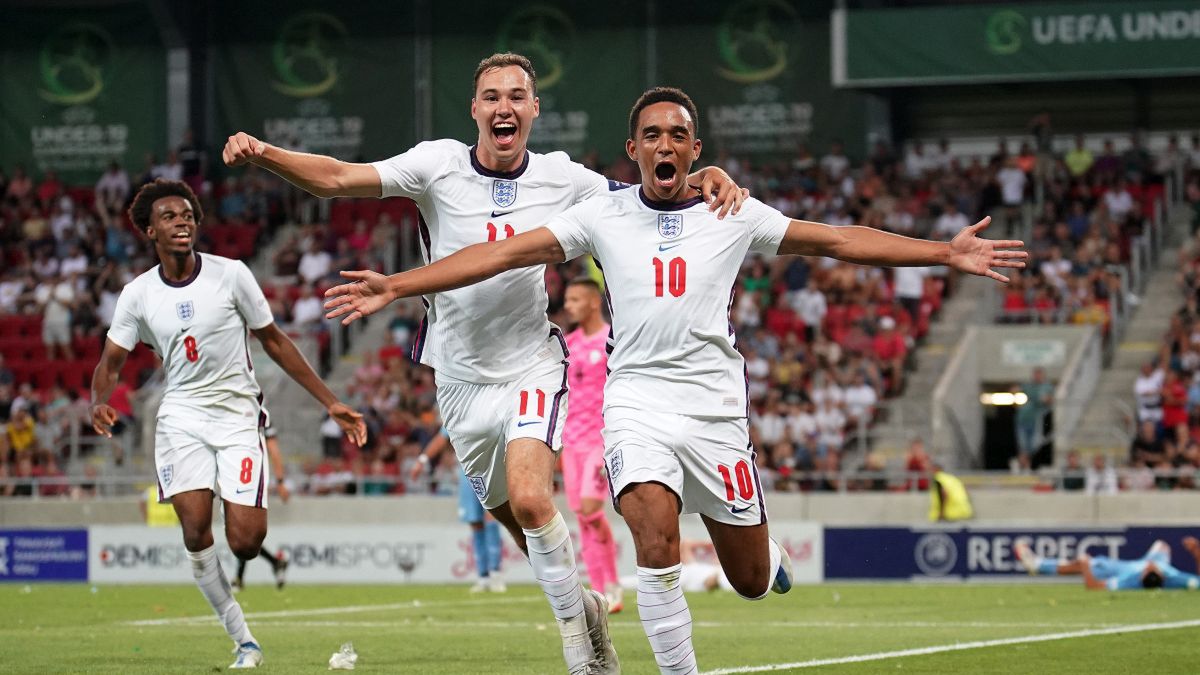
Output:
[823, 526, 1197, 580]
[0, 529, 89, 582]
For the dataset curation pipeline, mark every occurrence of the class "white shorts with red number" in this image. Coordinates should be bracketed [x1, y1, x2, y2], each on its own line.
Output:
[436, 331, 569, 510]
[602, 407, 765, 527]
[154, 415, 269, 508]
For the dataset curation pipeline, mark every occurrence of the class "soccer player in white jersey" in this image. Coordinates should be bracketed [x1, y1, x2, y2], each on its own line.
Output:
[323, 87, 1027, 673]
[89, 179, 366, 669]
[222, 53, 743, 674]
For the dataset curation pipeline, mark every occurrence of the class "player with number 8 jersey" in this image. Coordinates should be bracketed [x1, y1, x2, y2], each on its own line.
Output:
[90, 179, 366, 670]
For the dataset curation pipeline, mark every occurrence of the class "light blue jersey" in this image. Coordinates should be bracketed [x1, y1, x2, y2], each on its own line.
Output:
[1104, 560, 1200, 591]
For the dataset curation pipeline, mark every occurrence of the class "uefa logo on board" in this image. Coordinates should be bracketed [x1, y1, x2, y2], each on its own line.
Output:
[914, 532, 958, 577]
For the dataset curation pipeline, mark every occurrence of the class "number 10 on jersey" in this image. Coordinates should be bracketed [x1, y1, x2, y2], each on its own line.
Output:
[653, 257, 686, 297]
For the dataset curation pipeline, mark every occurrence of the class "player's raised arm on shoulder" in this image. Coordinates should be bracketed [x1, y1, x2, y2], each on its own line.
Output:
[89, 339, 130, 438]
[250, 323, 368, 447]
[323, 227, 567, 326]
[777, 215, 1027, 284]
[222, 131, 381, 198]
[686, 165, 747, 218]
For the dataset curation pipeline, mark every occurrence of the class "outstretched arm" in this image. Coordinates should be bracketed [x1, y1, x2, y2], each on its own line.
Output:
[410, 431, 452, 480]
[1079, 555, 1109, 590]
[89, 339, 130, 438]
[223, 131, 381, 198]
[251, 323, 367, 446]
[324, 228, 567, 325]
[778, 215, 1027, 283]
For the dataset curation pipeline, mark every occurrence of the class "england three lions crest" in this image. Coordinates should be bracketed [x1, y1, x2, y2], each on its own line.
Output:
[176, 300, 194, 322]
[658, 214, 683, 239]
[492, 180, 517, 208]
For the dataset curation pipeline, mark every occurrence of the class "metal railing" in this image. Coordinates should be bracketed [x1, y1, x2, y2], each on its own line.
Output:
[6, 466, 1199, 499]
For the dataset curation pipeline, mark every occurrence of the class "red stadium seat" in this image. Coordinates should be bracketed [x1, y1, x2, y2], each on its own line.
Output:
[330, 200, 355, 229]
[355, 199, 381, 224]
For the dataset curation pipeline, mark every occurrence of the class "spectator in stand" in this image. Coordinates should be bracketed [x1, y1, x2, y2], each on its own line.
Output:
[1064, 135, 1094, 178]
[788, 279, 826, 343]
[1085, 454, 1119, 495]
[1061, 451, 1085, 491]
[36, 272, 75, 360]
[820, 139, 850, 181]
[1016, 367, 1054, 459]
[298, 239, 332, 285]
[1093, 139, 1121, 179]
[1104, 178, 1135, 221]
[35, 170, 63, 211]
[0, 354, 13, 387]
[152, 150, 184, 182]
[1162, 369, 1190, 448]
[291, 284, 325, 331]
[842, 371, 877, 431]
[177, 129, 206, 193]
[273, 235, 302, 278]
[932, 200, 970, 241]
[6, 403, 37, 460]
[6, 165, 33, 203]
[872, 316, 907, 395]
[94, 161, 130, 227]
[904, 437, 931, 490]
[997, 156, 1028, 233]
[1131, 419, 1167, 465]
[1134, 361, 1166, 428]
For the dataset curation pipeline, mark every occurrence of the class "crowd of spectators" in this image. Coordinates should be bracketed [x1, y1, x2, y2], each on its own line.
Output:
[5, 127, 1200, 498]
[0, 131, 307, 491]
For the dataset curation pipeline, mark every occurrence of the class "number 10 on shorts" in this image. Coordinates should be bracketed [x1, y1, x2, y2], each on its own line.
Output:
[717, 460, 755, 502]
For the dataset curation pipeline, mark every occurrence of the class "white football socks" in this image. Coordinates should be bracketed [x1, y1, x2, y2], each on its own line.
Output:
[523, 512, 594, 670]
[637, 564, 697, 674]
[186, 545, 256, 646]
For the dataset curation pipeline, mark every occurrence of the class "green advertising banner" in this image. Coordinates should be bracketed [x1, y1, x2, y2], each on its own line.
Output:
[836, 1, 1200, 87]
[657, 0, 867, 160]
[211, 1, 416, 163]
[0, 2, 165, 184]
[430, 1, 646, 163]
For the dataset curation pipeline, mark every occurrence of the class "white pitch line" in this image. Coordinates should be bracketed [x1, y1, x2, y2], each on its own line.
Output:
[126, 596, 543, 626]
[701, 618, 1200, 674]
[147, 619, 1116, 631]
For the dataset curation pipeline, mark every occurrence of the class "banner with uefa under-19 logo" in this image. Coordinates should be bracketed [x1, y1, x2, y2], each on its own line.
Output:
[0, 2, 166, 184]
[210, 0, 417, 164]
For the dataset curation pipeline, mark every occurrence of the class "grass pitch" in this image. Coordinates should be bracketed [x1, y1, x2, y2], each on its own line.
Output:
[3, 582, 1198, 673]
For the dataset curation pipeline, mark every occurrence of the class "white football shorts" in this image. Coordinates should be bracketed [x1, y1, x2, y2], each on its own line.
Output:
[602, 406, 766, 526]
[154, 414, 269, 508]
[436, 330, 569, 510]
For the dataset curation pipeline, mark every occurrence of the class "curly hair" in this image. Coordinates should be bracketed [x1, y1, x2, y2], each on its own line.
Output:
[628, 86, 698, 141]
[127, 178, 203, 231]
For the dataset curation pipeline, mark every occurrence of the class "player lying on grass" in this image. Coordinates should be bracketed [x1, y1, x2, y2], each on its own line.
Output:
[1017, 537, 1200, 591]
[226, 52, 747, 675]
[90, 179, 366, 669]
[322, 86, 1025, 673]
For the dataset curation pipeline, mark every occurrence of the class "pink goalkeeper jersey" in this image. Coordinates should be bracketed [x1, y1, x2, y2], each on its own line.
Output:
[562, 324, 609, 452]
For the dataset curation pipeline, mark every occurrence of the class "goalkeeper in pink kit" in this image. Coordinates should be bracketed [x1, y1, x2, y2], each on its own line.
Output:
[561, 278, 623, 613]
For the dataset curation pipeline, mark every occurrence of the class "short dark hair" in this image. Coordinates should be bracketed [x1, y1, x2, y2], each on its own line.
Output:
[1142, 570, 1165, 589]
[474, 53, 537, 97]
[567, 278, 602, 295]
[628, 87, 698, 141]
[128, 178, 203, 231]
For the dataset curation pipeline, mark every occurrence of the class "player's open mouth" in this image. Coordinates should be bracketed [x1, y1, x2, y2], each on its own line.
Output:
[171, 232, 191, 243]
[492, 122, 517, 148]
[654, 161, 678, 189]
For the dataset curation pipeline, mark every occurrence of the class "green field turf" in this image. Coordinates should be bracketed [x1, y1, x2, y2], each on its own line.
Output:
[3, 582, 1199, 674]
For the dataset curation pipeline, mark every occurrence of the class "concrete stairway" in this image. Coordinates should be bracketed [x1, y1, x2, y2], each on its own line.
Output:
[1069, 211, 1190, 457]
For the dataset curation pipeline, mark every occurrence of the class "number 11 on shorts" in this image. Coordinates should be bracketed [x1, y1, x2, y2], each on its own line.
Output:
[717, 460, 754, 501]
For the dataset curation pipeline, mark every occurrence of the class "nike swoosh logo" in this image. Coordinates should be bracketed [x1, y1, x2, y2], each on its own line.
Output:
[730, 504, 754, 514]
[180, 327, 189, 333]
[658, 243, 681, 251]
[491, 210, 514, 218]
[516, 420, 542, 427]
[235, 487, 256, 494]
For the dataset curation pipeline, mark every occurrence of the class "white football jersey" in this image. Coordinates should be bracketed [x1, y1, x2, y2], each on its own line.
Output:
[372, 139, 609, 383]
[547, 189, 791, 418]
[107, 252, 274, 423]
